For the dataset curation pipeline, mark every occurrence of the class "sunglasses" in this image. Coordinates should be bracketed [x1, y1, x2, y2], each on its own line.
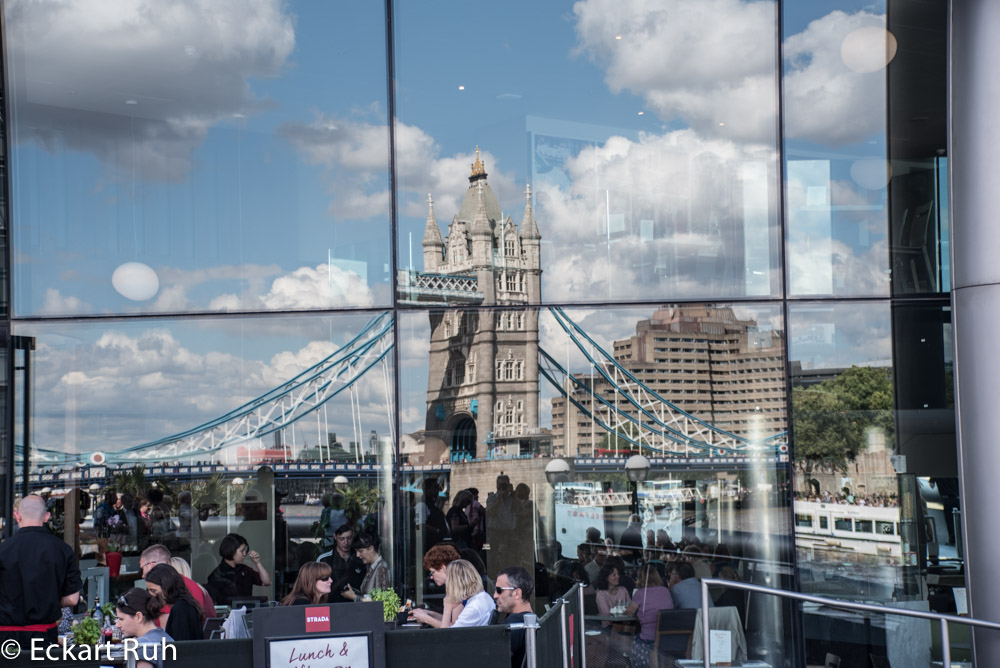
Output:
[116, 595, 135, 612]
[319, 576, 332, 582]
[495, 587, 518, 593]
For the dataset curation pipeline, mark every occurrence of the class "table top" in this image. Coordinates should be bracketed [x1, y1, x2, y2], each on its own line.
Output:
[671, 660, 771, 668]
[584, 614, 638, 623]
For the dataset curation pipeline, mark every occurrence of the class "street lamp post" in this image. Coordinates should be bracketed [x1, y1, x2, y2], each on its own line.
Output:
[545, 458, 573, 486]
[625, 454, 651, 519]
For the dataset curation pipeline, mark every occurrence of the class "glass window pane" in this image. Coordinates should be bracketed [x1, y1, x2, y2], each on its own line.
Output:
[789, 299, 965, 661]
[399, 302, 795, 664]
[12, 312, 394, 602]
[784, 0, 948, 297]
[783, 1, 891, 297]
[4, 2, 391, 316]
[394, 1, 782, 306]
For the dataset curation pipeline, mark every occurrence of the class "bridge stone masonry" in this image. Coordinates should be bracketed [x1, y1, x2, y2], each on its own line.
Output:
[409, 148, 544, 463]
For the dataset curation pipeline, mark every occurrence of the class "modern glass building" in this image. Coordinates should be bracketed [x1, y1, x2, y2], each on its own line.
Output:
[2, 0, 996, 664]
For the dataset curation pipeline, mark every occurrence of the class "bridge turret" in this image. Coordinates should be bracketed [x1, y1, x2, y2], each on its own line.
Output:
[471, 180, 493, 269]
[422, 193, 444, 272]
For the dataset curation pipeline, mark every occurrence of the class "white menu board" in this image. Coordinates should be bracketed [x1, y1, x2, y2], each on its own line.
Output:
[268, 633, 370, 668]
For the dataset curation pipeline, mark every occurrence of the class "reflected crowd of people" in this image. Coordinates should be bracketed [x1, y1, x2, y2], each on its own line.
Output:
[793, 490, 899, 507]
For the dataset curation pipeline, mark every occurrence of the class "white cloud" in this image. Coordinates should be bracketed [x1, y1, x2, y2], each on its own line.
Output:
[153, 264, 282, 312]
[38, 288, 92, 315]
[279, 115, 519, 220]
[536, 128, 777, 301]
[573, 0, 777, 142]
[208, 263, 374, 311]
[789, 303, 891, 370]
[31, 326, 393, 455]
[784, 10, 888, 146]
[572, 0, 887, 146]
[6, 0, 295, 180]
[785, 173, 890, 296]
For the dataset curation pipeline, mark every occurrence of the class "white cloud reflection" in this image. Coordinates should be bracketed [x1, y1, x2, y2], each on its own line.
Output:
[31, 325, 393, 456]
[6, 0, 295, 180]
[278, 115, 520, 220]
[573, 0, 888, 147]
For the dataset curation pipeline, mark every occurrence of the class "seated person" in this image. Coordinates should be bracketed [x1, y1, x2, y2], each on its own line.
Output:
[493, 566, 534, 668]
[205, 533, 272, 606]
[626, 564, 674, 668]
[446, 559, 496, 627]
[280, 561, 333, 606]
[145, 564, 204, 642]
[115, 589, 173, 668]
[410, 544, 462, 628]
[595, 563, 632, 627]
[668, 562, 712, 610]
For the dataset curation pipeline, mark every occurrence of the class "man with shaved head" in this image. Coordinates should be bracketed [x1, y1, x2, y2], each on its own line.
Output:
[0, 495, 82, 646]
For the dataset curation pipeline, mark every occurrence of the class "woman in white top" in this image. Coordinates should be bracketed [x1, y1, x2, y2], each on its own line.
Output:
[445, 559, 495, 627]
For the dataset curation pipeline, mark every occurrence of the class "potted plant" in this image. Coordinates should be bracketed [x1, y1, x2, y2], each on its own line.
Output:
[369, 588, 402, 629]
[71, 617, 101, 646]
[104, 537, 123, 577]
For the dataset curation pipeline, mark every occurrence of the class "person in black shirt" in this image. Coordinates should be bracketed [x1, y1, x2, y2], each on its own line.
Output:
[205, 533, 271, 606]
[0, 495, 82, 646]
[493, 566, 534, 668]
[317, 524, 364, 603]
[145, 564, 203, 641]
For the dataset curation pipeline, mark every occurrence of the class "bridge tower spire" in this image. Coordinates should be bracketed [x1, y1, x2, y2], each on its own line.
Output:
[422, 193, 444, 272]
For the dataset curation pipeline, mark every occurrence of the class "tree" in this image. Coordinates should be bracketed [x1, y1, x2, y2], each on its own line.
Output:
[792, 366, 894, 474]
[112, 464, 150, 498]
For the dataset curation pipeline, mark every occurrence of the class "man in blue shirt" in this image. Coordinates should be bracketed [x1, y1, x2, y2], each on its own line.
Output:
[668, 562, 713, 610]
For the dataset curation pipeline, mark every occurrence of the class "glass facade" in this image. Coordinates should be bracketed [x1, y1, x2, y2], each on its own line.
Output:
[0, 0, 961, 665]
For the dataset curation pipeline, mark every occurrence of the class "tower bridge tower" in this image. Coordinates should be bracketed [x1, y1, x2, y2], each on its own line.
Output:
[419, 149, 542, 460]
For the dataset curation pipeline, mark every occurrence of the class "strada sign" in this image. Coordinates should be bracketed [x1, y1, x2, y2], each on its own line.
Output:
[305, 607, 331, 633]
[252, 602, 384, 668]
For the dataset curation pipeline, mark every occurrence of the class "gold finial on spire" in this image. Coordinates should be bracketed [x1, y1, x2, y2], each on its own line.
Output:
[470, 145, 486, 177]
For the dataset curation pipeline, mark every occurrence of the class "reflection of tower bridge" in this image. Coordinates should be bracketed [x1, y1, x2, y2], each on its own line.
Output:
[402, 150, 786, 462]
[21, 148, 785, 472]
[21, 304, 785, 481]
[21, 313, 396, 468]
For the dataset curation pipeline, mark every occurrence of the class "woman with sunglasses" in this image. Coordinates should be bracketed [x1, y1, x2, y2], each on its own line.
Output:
[144, 563, 204, 641]
[281, 561, 333, 605]
[114, 589, 172, 668]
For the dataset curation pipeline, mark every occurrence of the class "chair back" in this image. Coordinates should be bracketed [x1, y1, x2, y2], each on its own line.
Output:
[651, 608, 697, 664]
[583, 592, 599, 616]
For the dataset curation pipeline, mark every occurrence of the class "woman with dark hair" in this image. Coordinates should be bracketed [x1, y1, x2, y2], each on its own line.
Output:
[595, 563, 633, 668]
[205, 532, 272, 605]
[595, 563, 632, 625]
[446, 490, 474, 549]
[281, 561, 333, 606]
[144, 564, 203, 642]
[115, 588, 171, 668]
[343, 533, 390, 600]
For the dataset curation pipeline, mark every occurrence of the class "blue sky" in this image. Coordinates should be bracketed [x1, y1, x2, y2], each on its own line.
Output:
[4, 0, 899, 455]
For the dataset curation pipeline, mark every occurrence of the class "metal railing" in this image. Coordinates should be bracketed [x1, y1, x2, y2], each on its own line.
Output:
[523, 583, 587, 668]
[699, 577, 1000, 668]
